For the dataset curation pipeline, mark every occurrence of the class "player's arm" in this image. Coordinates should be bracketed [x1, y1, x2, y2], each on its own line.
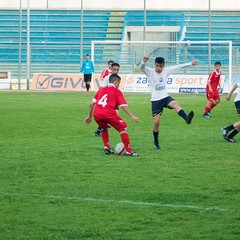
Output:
[116, 90, 139, 122]
[100, 69, 107, 80]
[120, 105, 139, 123]
[85, 100, 96, 125]
[167, 60, 198, 75]
[139, 57, 153, 77]
[207, 81, 213, 92]
[218, 82, 221, 89]
[226, 83, 238, 101]
[218, 72, 223, 89]
[100, 70, 105, 80]
[218, 79, 223, 93]
[207, 72, 214, 92]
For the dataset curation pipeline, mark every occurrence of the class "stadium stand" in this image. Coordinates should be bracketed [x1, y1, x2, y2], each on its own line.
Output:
[0, 10, 125, 77]
[184, 11, 240, 44]
[126, 11, 185, 27]
[0, 10, 240, 77]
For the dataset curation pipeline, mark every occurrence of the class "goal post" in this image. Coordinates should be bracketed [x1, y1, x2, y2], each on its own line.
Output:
[91, 40, 232, 90]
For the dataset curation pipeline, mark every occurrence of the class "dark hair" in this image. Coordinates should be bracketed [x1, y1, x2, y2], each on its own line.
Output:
[155, 57, 165, 65]
[109, 74, 121, 83]
[214, 61, 221, 66]
[108, 60, 114, 65]
[86, 54, 90, 56]
[111, 62, 120, 68]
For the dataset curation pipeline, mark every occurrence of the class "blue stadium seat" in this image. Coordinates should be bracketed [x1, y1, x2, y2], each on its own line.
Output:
[0, 9, 239, 77]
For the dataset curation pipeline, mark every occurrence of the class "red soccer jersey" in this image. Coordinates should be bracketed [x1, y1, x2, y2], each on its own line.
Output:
[100, 68, 112, 79]
[207, 70, 222, 91]
[93, 84, 127, 118]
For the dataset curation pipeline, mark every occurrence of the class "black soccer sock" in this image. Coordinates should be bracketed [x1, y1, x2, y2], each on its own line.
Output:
[153, 131, 159, 144]
[96, 127, 102, 133]
[178, 109, 187, 121]
[227, 129, 238, 139]
[86, 83, 90, 91]
[226, 124, 234, 131]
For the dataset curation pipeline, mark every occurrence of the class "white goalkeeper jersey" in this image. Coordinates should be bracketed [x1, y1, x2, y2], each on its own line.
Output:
[139, 60, 192, 101]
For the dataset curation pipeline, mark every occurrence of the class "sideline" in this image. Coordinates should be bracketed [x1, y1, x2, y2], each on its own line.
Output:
[0, 192, 229, 212]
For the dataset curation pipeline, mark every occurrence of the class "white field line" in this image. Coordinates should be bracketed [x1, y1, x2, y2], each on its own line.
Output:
[0, 100, 86, 104]
[0, 192, 229, 212]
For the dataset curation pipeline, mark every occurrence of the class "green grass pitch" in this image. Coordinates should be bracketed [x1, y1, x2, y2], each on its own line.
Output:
[0, 91, 239, 239]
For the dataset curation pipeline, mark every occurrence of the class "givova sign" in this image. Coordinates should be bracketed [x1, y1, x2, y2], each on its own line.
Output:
[30, 73, 125, 91]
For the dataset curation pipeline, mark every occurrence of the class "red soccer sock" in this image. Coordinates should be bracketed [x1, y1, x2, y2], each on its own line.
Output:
[209, 102, 216, 111]
[204, 106, 211, 114]
[101, 130, 110, 148]
[121, 133, 132, 153]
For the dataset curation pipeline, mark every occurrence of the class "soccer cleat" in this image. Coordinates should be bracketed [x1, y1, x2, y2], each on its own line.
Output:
[221, 127, 229, 140]
[104, 147, 115, 154]
[186, 111, 194, 124]
[208, 111, 213, 117]
[203, 113, 211, 118]
[94, 131, 101, 137]
[126, 151, 139, 157]
[225, 137, 237, 143]
[154, 142, 161, 150]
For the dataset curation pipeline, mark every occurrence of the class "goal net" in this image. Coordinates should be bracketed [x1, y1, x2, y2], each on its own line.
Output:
[91, 40, 232, 90]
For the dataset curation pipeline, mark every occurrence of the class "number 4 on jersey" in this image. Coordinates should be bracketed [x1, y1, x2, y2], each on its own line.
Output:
[98, 94, 108, 107]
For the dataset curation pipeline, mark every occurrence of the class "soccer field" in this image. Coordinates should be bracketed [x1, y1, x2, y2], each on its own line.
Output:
[0, 91, 239, 239]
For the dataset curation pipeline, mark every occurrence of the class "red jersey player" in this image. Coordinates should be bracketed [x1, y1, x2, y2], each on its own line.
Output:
[100, 60, 113, 80]
[85, 74, 139, 156]
[203, 61, 222, 118]
[95, 62, 120, 137]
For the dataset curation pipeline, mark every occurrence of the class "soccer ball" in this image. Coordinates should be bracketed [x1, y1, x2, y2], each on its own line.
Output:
[114, 142, 126, 155]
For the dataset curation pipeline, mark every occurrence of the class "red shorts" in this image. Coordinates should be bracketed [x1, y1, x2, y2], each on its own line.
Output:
[94, 114, 127, 132]
[206, 90, 220, 101]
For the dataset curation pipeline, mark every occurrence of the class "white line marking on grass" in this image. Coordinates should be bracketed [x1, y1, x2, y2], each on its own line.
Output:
[0, 192, 229, 212]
